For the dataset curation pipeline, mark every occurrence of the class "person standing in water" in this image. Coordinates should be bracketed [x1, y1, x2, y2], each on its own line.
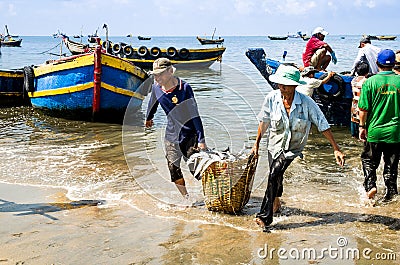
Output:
[252, 65, 345, 231]
[145, 58, 207, 199]
[358, 49, 400, 201]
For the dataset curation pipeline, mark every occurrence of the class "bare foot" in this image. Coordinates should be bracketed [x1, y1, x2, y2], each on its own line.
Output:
[273, 197, 281, 213]
[255, 217, 265, 229]
[366, 187, 377, 199]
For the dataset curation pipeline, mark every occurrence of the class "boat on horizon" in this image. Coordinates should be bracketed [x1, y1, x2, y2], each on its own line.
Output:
[137, 36, 151, 40]
[197, 28, 224, 45]
[376, 35, 397, 41]
[245, 48, 354, 126]
[268, 35, 288, 40]
[23, 45, 150, 123]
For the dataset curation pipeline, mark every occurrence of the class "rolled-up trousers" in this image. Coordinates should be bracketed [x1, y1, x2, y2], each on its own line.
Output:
[361, 142, 400, 199]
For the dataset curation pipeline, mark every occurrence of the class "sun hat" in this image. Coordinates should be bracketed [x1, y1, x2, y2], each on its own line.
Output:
[269, 65, 306, 86]
[312, 27, 328, 36]
[149, 58, 173, 74]
[377, 49, 396, 66]
[301, 66, 318, 77]
[358, 37, 371, 48]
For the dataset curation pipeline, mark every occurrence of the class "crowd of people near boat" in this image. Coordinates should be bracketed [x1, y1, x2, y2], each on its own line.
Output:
[144, 26, 400, 232]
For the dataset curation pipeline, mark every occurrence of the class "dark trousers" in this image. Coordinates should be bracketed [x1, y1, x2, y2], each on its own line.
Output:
[361, 142, 400, 199]
[257, 152, 293, 225]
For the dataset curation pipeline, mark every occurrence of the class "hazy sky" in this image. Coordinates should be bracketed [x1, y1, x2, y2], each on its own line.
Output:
[0, 0, 398, 36]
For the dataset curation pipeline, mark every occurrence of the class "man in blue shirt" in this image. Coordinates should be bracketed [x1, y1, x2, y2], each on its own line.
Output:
[145, 58, 207, 198]
[252, 65, 345, 231]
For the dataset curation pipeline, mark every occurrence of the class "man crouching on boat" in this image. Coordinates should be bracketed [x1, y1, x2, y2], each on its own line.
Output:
[145, 58, 207, 200]
[302, 27, 337, 71]
[252, 65, 345, 231]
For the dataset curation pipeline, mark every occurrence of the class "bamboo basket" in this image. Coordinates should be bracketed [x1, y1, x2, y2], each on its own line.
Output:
[201, 153, 258, 214]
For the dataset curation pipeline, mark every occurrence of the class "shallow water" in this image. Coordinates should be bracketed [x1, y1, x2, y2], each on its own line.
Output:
[1, 35, 399, 264]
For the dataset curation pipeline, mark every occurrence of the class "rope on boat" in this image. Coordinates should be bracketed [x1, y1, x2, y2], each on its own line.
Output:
[38, 42, 62, 54]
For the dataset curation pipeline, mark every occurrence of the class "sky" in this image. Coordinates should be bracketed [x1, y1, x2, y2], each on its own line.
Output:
[0, 0, 399, 37]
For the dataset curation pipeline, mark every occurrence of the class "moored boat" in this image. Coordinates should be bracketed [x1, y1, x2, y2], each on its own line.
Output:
[0, 69, 30, 106]
[268, 35, 288, 40]
[197, 27, 224, 45]
[246, 48, 354, 126]
[138, 36, 151, 40]
[63, 37, 226, 70]
[376, 35, 397, 41]
[0, 25, 22, 47]
[23, 46, 150, 123]
[196, 36, 224, 45]
[62, 35, 93, 55]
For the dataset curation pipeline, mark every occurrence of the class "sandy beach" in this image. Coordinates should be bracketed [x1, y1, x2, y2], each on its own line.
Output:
[1, 180, 399, 265]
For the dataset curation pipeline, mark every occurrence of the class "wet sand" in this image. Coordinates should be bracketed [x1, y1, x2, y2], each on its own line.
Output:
[1, 181, 399, 265]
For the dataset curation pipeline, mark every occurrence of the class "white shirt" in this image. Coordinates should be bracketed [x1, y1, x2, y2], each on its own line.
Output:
[296, 76, 323, 97]
[350, 43, 381, 75]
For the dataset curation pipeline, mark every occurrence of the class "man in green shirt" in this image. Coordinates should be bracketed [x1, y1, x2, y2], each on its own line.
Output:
[358, 49, 400, 201]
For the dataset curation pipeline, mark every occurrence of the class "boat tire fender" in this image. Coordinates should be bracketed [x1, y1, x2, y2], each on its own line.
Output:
[112, 43, 122, 54]
[150, 47, 161, 58]
[317, 73, 345, 99]
[137, 46, 148, 57]
[166, 47, 177, 58]
[178, 48, 189, 59]
[102, 40, 112, 51]
[23, 66, 35, 93]
[123, 45, 133, 57]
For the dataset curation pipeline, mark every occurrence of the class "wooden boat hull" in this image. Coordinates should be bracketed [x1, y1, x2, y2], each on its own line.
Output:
[0, 69, 30, 106]
[25, 48, 149, 123]
[63, 38, 225, 69]
[246, 48, 353, 126]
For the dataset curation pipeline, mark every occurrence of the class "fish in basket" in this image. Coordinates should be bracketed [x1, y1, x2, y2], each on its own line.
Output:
[188, 149, 258, 214]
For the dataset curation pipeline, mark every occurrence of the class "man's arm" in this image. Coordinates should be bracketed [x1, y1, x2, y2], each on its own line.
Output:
[358, 109, 368, 142]
[321, 128, 345, 167]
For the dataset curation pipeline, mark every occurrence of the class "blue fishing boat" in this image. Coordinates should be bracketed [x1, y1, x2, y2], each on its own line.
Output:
[246, 48, 354, 126]
[23, 45, 150, 123]
[0, 69, 30, 106]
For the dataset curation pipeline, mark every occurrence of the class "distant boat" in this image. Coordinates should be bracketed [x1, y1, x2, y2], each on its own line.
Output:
[0, 25, 22, 47]
[88, 27, 99, 43]
[196, 36, 224, 45]
[138, 36, 151, 40]
[197, 28, 224, 45]
[268, 35, 288, 40]
[0, 68, 30, 107]
[23, 46, 150, 123]
[376, 35, 397, 41]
